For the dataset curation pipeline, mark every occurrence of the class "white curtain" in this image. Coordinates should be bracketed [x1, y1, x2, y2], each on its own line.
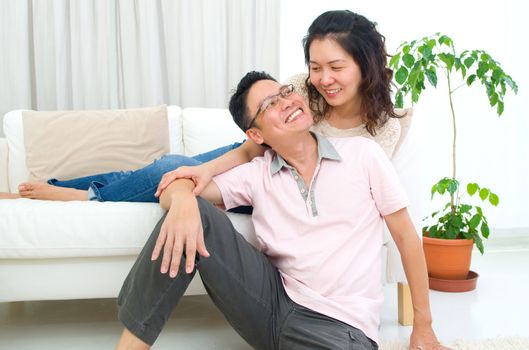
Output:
[0, 0, 280, 133]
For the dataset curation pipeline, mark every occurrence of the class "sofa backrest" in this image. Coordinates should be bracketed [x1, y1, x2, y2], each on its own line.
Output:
[181, 107, 246, 157]
[0, 138, 8, 192]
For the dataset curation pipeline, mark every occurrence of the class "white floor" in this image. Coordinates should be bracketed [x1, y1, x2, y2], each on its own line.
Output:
[1, 237, 528, 350]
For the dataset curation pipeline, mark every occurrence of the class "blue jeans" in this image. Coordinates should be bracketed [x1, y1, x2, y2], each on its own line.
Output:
[48, 142, 243, 202]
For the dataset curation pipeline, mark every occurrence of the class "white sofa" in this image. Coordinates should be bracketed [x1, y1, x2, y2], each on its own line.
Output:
[0, 105, 421, 324]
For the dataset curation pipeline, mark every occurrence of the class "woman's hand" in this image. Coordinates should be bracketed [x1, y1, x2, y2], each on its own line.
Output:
[155, 165, 213, 198]
[409, 325, 452, 350]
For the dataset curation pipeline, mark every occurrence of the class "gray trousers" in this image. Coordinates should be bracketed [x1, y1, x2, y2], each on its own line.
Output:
[118, 198, 377, 350]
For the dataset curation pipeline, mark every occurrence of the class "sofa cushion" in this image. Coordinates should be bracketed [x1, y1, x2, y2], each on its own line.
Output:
[22, 105, 170, 182]
[0, 199, 256, 259]
[182, 107, 246, 156]
[3, 106, 183, 193]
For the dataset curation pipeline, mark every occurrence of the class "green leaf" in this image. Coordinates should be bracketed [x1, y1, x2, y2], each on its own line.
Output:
[429, 225, 439, 238]
[408, 66, 421, 86]
[389, 53, 401, 68]
[503, 76, 518, 94]
[467, 183, 479, 196]
[497, 101, 505, 115]
[412, 90, 420, 104]
[425, 68, 438, 87]
[437, 182, 447, 195]
[460, 204, 472, 213]
[395, 92, 404, 108]
[489, 193, 499, 206]
[438, 35, 452, 47]
[467, 74, 477, 85]
[395, 67, 408, 84]
[479, 188, 490, 200]
[431, 183, 438, 199]
[403, 45, 410, 54]
[427, 39, 436, 49]
[469, 214, 481, 229]
[492, 68, 503, 81]
[403, 53, 415, 68]
[422, 45, 433, 60]
[477, 61, 489, 79]
[438, 53, 454, 70]
[446, 225, 458, 239]
[464, 57, 475, 68]
[474, 234, 484, 254]
[460, 64, 467, 79]
[490, 92, 499, 107]
[447, 180, 458, 195]
[481, 222, 490, 238]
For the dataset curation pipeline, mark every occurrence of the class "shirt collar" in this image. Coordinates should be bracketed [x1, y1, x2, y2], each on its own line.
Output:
[270, 132, 342, 175]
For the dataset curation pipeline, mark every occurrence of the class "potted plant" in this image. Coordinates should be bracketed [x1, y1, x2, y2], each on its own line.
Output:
[389, 33, 518, 283]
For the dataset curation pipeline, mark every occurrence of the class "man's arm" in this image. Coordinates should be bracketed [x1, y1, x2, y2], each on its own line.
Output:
[152, 178, 223, 278]
[385, 208, 451, 350]
[155, 139, 265, 196]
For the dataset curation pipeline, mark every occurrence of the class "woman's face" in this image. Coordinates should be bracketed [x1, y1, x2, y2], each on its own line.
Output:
[308, 38, 362, 110]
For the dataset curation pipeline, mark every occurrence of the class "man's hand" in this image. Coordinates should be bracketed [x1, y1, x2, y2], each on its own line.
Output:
[155, 165, 214, 198]
[409, 324, 452, 350]
[151, 194, 210, 278]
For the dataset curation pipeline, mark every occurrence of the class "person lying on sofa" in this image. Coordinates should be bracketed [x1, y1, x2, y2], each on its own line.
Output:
[115, 71, 449, 350]
[0, 10, 409, 204]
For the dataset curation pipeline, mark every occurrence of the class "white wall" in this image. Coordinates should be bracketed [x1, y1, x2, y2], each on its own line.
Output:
[280, 0, 529, 232]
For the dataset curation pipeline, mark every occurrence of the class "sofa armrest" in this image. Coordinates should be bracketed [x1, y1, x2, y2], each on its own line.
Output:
[0, 138, 8, 192]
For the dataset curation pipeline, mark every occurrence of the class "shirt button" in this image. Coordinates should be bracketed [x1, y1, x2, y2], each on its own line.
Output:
[294, 175, 299, 180]
[300, 188, 306, 194]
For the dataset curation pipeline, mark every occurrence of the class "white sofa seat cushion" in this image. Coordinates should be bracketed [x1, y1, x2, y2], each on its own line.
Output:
[0, 198, 256, 259]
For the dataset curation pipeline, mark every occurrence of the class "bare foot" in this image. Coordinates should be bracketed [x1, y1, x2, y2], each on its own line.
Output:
[18, 182, 88, 201]
[0, 192, 21, 199]
[116, 328, 151, 350]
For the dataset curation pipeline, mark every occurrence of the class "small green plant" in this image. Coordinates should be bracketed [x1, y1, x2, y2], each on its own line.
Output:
[425, 178, 499, 254]
[389, 33, 518, 253]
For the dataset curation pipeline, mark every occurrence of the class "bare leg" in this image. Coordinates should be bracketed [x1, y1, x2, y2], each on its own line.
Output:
[115, 328, 150, 350]
[0, 192, 21, 199]
[18, 182, 88, 201]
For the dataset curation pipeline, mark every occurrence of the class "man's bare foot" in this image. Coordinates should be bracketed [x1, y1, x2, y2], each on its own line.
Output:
[0, 192, 21, 199]
[116, 328, 151, 350]
[18, 182, 88, 201]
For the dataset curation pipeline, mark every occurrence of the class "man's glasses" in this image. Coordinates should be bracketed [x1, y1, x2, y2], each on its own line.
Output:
[246, 84, 295, 130]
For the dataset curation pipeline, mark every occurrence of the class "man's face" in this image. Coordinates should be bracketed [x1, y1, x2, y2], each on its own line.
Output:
[245, 80, 313, 144]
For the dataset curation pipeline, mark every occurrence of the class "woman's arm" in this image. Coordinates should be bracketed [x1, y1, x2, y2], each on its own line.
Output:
[384, 208, 451, 350]
[155, 139, 265, 196]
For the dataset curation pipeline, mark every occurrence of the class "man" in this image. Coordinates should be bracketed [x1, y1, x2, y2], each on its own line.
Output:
[116, 71, 449, 350]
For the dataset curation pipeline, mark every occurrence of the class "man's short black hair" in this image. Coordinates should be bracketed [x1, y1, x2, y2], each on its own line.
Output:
[229, 71, 277, 132]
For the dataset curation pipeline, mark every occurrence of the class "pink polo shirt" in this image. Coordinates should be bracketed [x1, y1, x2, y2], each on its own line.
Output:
[213, 134, 409, 343]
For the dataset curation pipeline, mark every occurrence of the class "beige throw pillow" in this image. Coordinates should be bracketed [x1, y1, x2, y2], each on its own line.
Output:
[22, 105, 169, 182]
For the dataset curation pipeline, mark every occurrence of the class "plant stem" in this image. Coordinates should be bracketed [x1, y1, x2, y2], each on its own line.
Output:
[447, 70, 457, 212]
[450, 82, 466, 94]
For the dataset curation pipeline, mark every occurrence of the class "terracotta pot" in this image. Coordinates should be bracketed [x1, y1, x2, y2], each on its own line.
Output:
[422, 235, 473, 280]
